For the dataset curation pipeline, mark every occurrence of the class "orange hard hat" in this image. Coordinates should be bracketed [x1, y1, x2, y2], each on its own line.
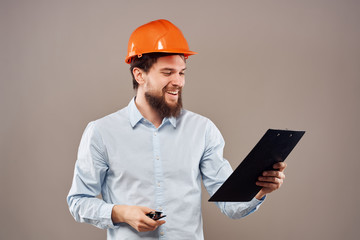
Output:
[125, 19, 197, 64]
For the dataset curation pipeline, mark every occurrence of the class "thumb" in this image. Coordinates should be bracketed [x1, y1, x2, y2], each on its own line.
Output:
[139, 206, 155, 213]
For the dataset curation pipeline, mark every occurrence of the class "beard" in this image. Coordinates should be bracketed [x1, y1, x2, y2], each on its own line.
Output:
[145, 87, 183, 119]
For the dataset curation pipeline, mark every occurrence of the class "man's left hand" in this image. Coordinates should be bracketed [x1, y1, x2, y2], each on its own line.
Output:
[255, 162, 287, 200]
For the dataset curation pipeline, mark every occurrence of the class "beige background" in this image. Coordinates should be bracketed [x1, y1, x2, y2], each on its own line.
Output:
[1, 0, 359, 239]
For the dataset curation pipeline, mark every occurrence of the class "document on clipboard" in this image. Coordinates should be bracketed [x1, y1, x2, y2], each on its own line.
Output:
[208, 129, 305, 202]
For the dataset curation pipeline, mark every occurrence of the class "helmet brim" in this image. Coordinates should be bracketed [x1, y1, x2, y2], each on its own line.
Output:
[125, 50, 198, 64]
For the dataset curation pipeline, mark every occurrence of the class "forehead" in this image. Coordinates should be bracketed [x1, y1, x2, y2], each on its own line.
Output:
[151, 55, 186, 71]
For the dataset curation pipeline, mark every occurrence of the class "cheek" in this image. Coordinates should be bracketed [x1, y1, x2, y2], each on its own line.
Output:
[145, 74, 171, 91]
[145, 80, 166, 93]
[155, 80, 170, 91]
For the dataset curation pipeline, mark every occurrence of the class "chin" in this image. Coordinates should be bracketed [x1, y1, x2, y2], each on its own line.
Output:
[166, 100, 178, 106]
[165, 98, 178, 106]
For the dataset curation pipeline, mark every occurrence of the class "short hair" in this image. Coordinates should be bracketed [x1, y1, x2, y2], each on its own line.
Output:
[129, 52, 185, 90]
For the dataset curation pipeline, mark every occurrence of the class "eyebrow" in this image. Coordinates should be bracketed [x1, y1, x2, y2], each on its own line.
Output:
[160, 67, 187, 72]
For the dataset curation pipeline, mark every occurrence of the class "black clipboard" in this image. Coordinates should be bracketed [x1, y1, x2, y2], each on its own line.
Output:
[208, 129, 305, 202]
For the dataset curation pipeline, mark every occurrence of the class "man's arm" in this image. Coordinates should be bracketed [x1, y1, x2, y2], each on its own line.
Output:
[67, 122, 116, 229]
[67, 122, 164, 232]
[200, 120, 265, 219]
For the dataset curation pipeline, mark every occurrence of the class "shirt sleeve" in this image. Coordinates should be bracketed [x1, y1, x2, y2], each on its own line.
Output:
[200, 119, 265, 219]
[66, 121, 119, 229]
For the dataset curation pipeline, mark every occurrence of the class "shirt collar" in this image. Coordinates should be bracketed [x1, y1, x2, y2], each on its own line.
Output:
[128, 97, 177, 128]
[128, 97, 144, 128]
[167, 116, 177, 128]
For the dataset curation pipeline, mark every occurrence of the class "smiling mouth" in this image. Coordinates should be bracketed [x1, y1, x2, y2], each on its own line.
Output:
[166, 90, 179, 95]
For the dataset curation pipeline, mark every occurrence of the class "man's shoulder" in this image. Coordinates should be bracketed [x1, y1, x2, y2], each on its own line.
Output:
[181, 108, 207, 119]
[179, 109, 212, 126]
[180, 109, 222, 132]
[91, 105, 129, 128]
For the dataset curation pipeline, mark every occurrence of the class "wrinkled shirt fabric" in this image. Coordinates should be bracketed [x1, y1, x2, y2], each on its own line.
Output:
[67, 98, 263, 240]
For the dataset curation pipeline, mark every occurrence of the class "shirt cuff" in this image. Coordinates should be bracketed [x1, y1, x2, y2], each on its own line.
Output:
[248, 195, 266, 212]
[253, 195, 266, 203]
[238, 195, 265, 208]
[100, 203, 120, 229]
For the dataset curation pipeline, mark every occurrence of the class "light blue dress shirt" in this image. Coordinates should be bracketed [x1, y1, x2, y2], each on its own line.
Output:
[67, 98, 264, 240]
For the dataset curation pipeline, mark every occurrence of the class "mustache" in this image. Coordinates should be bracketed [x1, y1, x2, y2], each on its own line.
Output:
[163, 86, 182, 92]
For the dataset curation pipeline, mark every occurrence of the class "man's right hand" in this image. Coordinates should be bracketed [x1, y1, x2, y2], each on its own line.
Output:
[111, 205, 165, 232]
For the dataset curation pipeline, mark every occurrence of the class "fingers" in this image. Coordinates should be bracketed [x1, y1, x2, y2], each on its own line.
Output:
[137, 210, 166, 232]
[259, 170, 285, 183]
[157, 220, 166, 227]
[259, 162, 287, 182]
[256, 166, 286, 192]
[256, 181, 281, 189]
[138, 217, 163, 232]
[134, 215, 165, 232]
[256, 176, 283, 191]
[258, 175, 284, 183]
[255, 163, 288, 196]
[257, 176, 283, 185]
[262, 170, 285, 179]
[118, 205, 166, 232]
[139, 206, 155, 213]
[273, 162, 287, 172]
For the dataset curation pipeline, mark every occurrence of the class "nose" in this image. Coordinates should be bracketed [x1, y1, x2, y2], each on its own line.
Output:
[170, 73, 185, 88]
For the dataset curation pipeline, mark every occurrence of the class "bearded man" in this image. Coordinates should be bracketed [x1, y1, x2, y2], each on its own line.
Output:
[67, 19, 286, 240]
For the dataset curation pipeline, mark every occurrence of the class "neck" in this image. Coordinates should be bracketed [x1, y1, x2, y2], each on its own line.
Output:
[135, 94, 163, 128]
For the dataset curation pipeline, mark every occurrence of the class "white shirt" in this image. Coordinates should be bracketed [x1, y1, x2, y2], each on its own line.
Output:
[67, 98, 263, 240]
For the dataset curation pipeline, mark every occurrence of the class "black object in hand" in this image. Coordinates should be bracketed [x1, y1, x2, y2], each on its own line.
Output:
[146, 211, 166, 220]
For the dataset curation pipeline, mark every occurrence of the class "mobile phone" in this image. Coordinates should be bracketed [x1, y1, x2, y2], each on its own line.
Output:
[146, 211, 166, 220]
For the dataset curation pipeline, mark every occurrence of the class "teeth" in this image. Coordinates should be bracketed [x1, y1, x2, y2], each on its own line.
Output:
[167, 91, 178, 95]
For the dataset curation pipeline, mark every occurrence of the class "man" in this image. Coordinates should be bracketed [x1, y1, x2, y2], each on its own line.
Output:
[67, 19, 286, 239]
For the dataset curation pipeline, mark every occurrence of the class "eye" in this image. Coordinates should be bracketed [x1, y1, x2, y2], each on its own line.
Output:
[161, 71, 172, 76]
[179, 72, 185, 76]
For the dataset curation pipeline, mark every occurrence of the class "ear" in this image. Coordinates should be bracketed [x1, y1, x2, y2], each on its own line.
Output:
[133, 67, 146, 86]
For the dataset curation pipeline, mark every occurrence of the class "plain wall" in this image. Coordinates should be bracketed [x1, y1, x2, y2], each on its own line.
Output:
[1, 0, 359, 239]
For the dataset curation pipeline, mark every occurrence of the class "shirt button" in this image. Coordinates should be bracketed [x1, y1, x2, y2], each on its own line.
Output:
[158, 207, 163, 211]
[156, 156, 160, 160]
[154, 132, 157, 136]
[160, 232, 164, 236]
[157, 182, 161, 187]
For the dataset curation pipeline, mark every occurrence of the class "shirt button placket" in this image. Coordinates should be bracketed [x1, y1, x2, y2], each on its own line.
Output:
[152, 129, 166, 238]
